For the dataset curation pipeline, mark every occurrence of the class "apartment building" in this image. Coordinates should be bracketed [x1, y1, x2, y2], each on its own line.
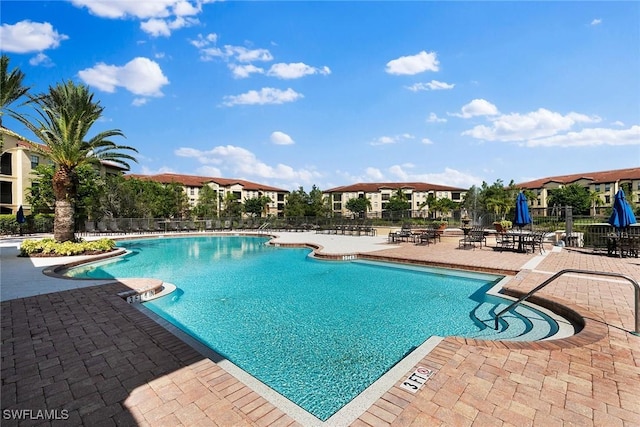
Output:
[127, 173, 290, 217]
[323, 182, 466, 218]
[0, 127, 126, 215]
[517, 167, 640, 214]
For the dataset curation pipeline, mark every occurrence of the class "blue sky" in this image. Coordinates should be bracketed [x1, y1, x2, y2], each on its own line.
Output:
[2, 1, 639, 192]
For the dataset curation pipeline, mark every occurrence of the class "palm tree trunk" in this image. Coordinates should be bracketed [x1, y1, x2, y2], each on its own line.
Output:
[52, 167, 77, 242]
[54, 199, 75, 242]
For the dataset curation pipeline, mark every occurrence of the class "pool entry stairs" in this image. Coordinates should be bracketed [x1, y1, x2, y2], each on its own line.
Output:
[467, 300, 560, 341]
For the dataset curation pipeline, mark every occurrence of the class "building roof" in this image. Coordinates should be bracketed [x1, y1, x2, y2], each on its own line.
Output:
[517, 167, 640, 189]
[324, 182, 466, 193]
[126, 173, 289, 193]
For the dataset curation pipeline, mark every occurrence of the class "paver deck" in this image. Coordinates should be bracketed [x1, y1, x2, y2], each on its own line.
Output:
[1, 232, 639, 426]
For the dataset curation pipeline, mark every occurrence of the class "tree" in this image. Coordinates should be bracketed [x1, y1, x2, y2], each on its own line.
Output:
[284, 187, 309, 218]
[307, 185, 330, 217]
[0, 55, 31, 150]
[0, 54, 30, 127]
[345, 197, 371, 218]
[547, 183, 591, 215]
[478, 179, 513, 220]
[243, 196, 271, 217]
[221, 192, 242, 218]
[385, 189, 411, 217]
[193, 185, 218, 218]
[430, 197, 458, 219]
[587, 190, 604, 217]
[14, 80, 137, 241]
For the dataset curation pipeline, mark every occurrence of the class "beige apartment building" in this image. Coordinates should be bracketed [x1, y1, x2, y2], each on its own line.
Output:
[323, 182, 467, 218]
[517, 167, 640, 215]
[0, 127, 127, 215]
[127, 173, 290, 217]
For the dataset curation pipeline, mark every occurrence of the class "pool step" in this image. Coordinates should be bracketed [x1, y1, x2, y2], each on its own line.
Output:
[466, 300, 558, 341]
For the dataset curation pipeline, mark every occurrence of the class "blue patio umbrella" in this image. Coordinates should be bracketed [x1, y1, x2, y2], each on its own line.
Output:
[608, 189, 637, 231]
[513, 192, 532, 229]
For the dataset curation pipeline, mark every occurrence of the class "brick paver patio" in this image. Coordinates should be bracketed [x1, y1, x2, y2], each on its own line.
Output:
[1, 233, 639, 426]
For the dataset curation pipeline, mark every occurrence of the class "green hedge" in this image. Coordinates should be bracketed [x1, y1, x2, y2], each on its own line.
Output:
[20, 238, 116, 257]
[0, 214, 54, 235]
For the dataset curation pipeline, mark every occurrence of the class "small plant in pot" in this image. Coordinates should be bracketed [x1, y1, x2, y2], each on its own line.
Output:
[493, 220, 512, 233]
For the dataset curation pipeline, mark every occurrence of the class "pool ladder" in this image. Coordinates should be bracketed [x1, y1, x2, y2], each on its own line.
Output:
[493, 269, 639, 336]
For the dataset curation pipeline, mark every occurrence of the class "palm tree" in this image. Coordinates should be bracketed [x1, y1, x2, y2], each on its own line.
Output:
[588, 190, 603, 217]
[14, 80, 137, 242]
[0, 55, 31, 149]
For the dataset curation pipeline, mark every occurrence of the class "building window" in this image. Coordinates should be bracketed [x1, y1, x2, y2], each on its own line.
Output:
[0, 153, 11, 175]
[0, 181, 12, 204]
[333, 193, 342, 202]
[605, 184, 611, 192]
[189, 187, 195, 196]
[30, 155, 39, 169]
[451, 192, 461, 201]
[594, 184, 600, 192]
[381, 193, 390, 201]
[605, 195, 610, 204]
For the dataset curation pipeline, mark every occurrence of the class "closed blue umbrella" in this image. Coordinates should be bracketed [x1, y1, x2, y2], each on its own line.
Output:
[16, 206, 26, 224]
[513, 192, 532, 229]
[608, 189, 637, 231]
[16, 205, 25, 236]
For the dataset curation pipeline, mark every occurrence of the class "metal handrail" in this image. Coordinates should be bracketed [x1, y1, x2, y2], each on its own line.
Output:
[494, 269, 640, 335]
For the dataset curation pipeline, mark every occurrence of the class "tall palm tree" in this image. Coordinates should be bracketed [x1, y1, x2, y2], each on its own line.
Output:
[14, 80, 137, 242]
[0, 55, 31, 149]
[0, 54, 30, 126]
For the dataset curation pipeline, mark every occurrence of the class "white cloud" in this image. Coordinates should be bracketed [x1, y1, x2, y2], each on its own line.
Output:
[365, 167, 384, 181]
[385, 51, 439, 75]
[421, 138, 434, 145]
[451, 99, 500, 118]
[370, 134, 414, 146]
[0, 20, 68, 53]
[229, 64, 264, 78]
[427, 112, 447, 123]
[175, 145, 320, 184]
[222, 88, 303, 106]
[78, 57, 169, 97]
[462, 108, 601, 141]
[132, 98, 148, 107]
[591, 18, 602, 26]
[226, 46, 273, 62]
[612, 120, 625, 127]
[524, 125, 640, 147]
[190, 33, 218, 48]
[29, 53, 54, 67]
[193, 41, 274, 64]
[270, 131, 295, 145]
[406, 80, 455, 91]
[267, 63, 331, 79]
[387, 165, 482, 187]
[70, 0, 209, 37]
[140, 165, 177, 175]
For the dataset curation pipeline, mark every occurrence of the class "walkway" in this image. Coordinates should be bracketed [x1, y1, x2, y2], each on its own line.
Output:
[1, 232, 638, 426]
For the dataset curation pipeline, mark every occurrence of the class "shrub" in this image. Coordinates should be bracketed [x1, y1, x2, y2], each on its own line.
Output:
[20, 238, 116, 257]
[0, 214, 20, 235]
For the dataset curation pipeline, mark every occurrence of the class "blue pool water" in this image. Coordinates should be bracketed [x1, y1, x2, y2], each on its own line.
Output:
[67, 236, 506, 420]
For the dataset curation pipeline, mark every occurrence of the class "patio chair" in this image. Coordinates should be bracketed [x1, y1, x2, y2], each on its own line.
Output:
[465, 226, 487, 249]
[96, 221, 109, 233]
[108, 220, 124, 234]
[84, 221, 97, 235]
[495, 232, 515, 251]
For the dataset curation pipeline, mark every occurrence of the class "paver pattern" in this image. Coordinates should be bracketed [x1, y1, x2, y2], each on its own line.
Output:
[1, 233, 639, 426]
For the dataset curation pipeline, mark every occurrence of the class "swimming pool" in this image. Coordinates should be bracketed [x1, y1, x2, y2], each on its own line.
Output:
[65, 236, 546, 420]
